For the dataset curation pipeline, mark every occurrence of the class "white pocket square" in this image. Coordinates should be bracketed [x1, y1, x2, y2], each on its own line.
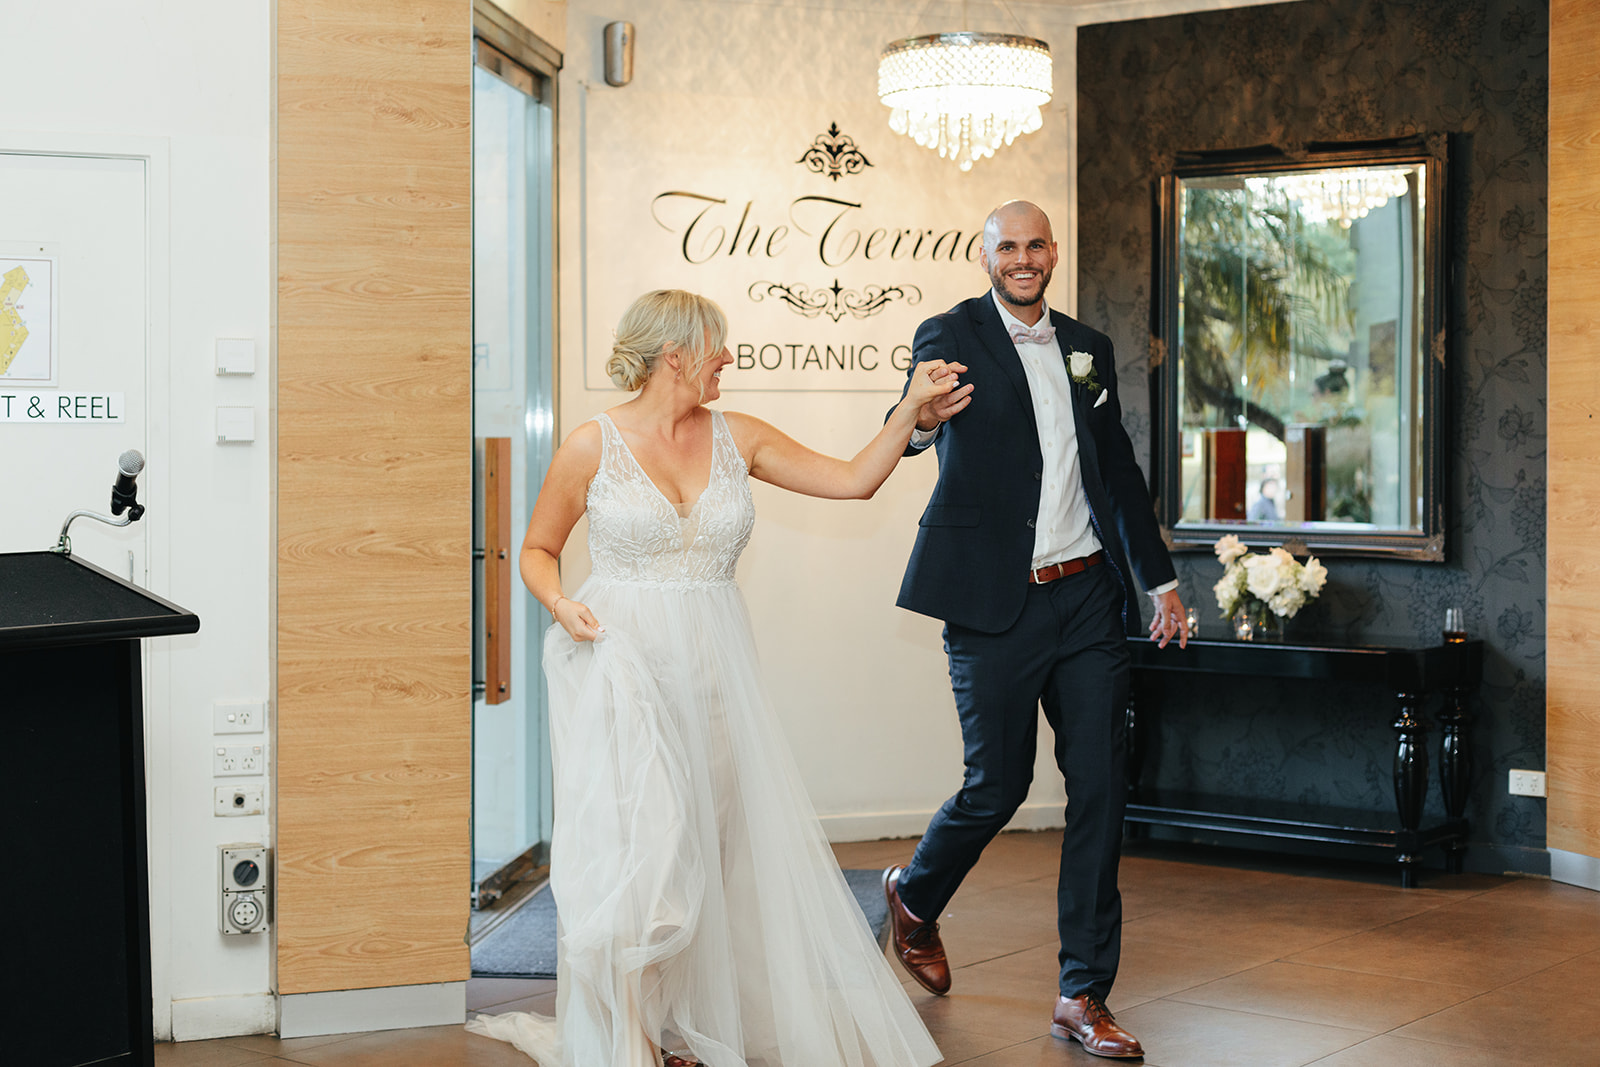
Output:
[1093, 389, 1109, 409]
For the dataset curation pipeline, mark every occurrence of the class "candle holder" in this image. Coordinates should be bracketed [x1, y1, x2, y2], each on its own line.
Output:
[1233, 611, 1254, 641]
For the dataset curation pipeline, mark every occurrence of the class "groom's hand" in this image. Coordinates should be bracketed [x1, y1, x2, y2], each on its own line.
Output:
[916, 361, 973, 430]
[1148, 588, 1189, 649]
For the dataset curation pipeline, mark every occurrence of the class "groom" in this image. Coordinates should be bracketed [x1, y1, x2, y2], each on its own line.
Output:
[884, 200, 1188, 1059]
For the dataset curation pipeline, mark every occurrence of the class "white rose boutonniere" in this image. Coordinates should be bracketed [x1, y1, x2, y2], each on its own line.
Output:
[1067, 350, 1101, 394]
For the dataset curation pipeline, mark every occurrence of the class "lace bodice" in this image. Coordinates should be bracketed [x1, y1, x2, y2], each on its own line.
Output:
[585, 411, 755, 586]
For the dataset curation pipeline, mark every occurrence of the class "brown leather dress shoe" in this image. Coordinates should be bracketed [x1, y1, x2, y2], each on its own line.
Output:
[882, 865, 951, 996]
[1050, 994, 1144, 1059]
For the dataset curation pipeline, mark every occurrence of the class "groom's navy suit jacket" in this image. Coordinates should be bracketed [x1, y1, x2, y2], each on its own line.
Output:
[897, 294, 1176, 635]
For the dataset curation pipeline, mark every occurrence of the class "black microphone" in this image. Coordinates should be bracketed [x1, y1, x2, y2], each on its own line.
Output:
[111, 449, 145, 516]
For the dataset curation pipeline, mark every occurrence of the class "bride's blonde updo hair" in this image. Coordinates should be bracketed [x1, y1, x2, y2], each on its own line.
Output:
[606, 289, 729, 392]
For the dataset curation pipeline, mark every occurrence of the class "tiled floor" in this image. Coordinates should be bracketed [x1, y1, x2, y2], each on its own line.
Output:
[158, 832, 1600, 1066]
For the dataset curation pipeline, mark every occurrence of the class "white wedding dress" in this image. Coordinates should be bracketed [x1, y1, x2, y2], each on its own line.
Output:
[467, 411, 940, 1067]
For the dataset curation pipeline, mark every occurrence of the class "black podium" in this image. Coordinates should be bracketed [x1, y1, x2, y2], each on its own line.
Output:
[2, 551, 199, 1067]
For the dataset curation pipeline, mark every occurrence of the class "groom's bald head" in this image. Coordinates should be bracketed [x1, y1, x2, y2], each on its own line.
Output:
[982, 200, 1053, 253]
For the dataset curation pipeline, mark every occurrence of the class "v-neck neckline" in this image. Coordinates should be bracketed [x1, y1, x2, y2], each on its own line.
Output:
[601, 411, 717, 519]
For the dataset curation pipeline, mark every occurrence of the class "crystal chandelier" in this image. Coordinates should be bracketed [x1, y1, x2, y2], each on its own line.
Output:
[1277, 168, 1412, 228]
[877, 32, 1052, 172]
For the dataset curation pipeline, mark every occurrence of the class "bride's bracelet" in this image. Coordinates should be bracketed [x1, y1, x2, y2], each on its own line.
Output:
[551, 594, 569, 616]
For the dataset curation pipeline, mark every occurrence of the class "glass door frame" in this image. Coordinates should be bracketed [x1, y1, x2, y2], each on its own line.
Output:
[470, 0, 561, 910]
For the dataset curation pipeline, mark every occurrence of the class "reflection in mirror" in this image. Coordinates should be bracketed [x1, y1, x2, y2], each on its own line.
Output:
[1155, 142, 1448, 560]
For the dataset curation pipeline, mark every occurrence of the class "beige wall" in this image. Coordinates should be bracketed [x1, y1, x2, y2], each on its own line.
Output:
[1547, 0, 1600, 871]
[553, 0, 1093, 836]
[496, 0, 565, 51]
[275, 0, 474, 994]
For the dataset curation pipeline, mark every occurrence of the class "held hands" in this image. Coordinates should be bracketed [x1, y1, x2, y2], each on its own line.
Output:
[911, 360, 974, 431]
[552, 595, 604, 643]
[1148, 588, 1189, 650]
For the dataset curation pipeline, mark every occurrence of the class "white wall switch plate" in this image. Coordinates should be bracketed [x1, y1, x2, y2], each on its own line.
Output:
[214, 743, 265, 777]
[1508, 769, 1547, 797]
[215, 784, 264, 816]
[215, 337, 256, 375]
[214, 701, 265, 734]
[216, 406, 255, 442]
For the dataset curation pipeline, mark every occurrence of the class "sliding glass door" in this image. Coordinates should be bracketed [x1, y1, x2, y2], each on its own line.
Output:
[471, 35, 556, 906]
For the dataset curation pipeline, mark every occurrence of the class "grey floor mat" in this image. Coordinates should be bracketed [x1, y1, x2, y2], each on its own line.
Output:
[472, 867, 891, 978]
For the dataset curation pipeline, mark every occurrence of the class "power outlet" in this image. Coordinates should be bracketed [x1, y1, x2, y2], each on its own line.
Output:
[215, 784, 264, 816]
[1509, 769, 1547, 797]
[214, 744, 265, 777]
[214, 701, 265, 734]
[220, 844, 270, 935]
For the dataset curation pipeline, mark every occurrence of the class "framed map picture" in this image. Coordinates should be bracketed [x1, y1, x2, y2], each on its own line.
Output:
[1, 246, 58, 386]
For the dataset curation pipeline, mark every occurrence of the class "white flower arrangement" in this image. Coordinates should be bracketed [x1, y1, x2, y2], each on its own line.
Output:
[1212, 534, 1328, 623]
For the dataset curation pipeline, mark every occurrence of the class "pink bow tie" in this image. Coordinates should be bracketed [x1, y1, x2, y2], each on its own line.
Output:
[1007, 321, 1056, 346]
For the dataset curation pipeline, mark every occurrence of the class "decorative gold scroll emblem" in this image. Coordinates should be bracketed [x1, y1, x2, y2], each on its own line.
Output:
[748, 279, 921, 323]
[796, 123, 874, 183]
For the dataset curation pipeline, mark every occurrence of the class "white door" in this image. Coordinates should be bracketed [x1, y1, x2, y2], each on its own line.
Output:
[0, 152, 148, 577]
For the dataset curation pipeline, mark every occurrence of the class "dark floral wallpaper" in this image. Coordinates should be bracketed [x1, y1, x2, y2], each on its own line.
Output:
[1079, 0, 1548, 872]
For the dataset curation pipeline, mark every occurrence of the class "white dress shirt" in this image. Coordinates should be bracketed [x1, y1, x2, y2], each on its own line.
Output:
[911, 291, 1177, 597]
[989, 293, 1104, 570]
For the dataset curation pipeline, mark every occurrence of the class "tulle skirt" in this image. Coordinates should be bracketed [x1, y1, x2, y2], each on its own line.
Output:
[467, 578, 940, 1067]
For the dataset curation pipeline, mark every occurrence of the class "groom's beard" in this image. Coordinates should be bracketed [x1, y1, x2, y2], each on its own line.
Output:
[990, 263, 1052, 308]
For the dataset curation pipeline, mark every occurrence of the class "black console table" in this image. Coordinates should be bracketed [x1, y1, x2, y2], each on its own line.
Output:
[2, 551, 199, 1067]
[1124, 632, 1482, 887]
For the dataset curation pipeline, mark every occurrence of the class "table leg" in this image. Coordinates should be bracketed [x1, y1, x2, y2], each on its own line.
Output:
[1393, 691, 1428, 883]
[1439, 686, 1472, 874]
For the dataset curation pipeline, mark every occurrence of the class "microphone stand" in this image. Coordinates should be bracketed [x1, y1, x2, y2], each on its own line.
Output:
[55, 502, 145, 556]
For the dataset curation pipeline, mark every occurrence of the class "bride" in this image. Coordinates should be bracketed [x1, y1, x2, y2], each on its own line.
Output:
[466, 290, 969, 1067]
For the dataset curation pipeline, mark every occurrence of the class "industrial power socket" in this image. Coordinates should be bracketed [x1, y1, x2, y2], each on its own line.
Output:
[220, 844, 270, 934]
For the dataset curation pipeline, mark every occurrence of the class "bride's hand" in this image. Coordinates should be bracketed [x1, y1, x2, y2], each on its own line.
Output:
[906, 359, 970, 414]
[552, 595, 604, 642]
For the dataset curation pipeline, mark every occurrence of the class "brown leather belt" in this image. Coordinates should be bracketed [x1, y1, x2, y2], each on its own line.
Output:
[1028, 551, 1105, 585]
